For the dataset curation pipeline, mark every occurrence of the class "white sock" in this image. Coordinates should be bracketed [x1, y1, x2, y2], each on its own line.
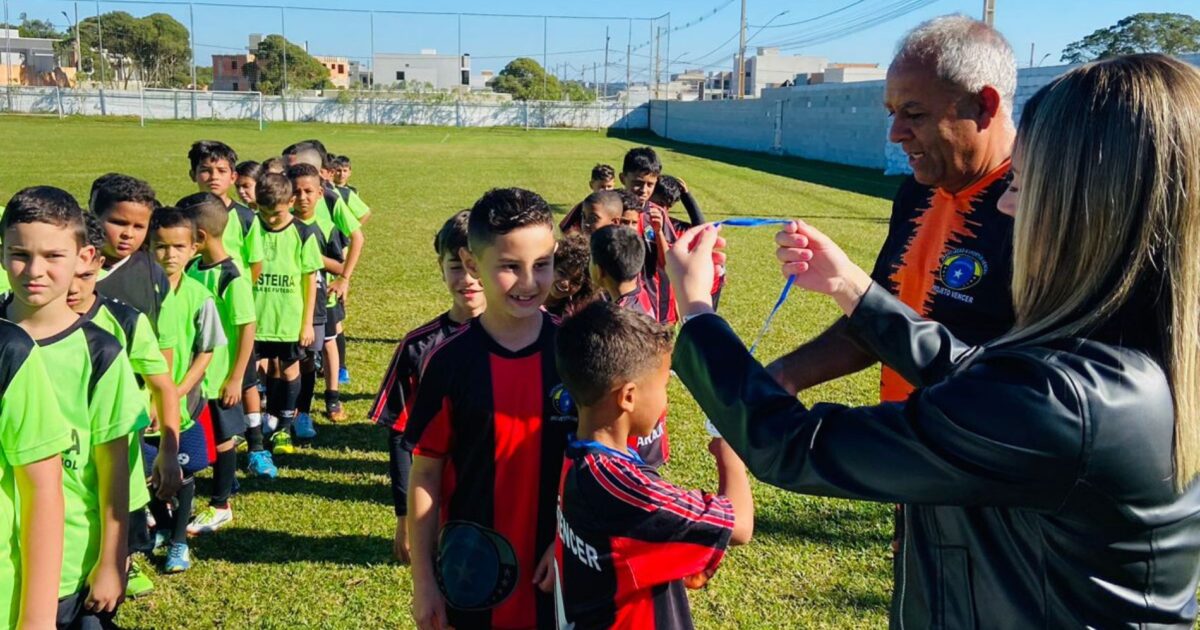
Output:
[246, 412, 262, 429]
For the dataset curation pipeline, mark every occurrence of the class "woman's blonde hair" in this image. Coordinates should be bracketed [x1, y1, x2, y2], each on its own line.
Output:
[1005, 54, 1200, 490]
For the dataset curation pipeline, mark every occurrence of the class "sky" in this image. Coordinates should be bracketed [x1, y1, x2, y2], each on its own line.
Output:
[6, 0, 1197, 82]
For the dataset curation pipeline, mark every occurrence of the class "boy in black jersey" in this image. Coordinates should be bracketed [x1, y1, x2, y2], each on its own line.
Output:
[406, 188, 575, 630]
[90, 174, 171, 327]
[555, 301, 753, 630]
[368, 210, 484, 563]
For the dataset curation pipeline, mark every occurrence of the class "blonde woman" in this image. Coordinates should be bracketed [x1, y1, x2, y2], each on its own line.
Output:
[666, 53, 1200, 627]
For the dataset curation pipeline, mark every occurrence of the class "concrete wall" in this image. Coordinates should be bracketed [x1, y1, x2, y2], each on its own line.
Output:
[652, 54, 1200, 173]
[0, 86, 650, 131]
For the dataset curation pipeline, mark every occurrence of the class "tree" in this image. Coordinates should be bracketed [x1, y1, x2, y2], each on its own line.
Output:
[1062, 13, 1200, 63]
[493, 57, 563, 101]
[194, 66, 213, 89]
[244, 34, 331, 95]
[58, 11, 192, 88]
[18, 13, 64, 39]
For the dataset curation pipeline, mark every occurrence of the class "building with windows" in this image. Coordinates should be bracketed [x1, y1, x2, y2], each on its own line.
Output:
[372, 49, 470, 91]
[0, 28, 76, 87]
[315, 55, 350, 89]
[211, 53, 253, 91]
[740, 48, 827, 98]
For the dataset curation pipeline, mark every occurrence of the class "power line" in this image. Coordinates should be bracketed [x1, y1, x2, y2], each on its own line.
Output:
[748, 0, 869, 28]
[84, 0, 669, 22]
[758, 0, 941, 50]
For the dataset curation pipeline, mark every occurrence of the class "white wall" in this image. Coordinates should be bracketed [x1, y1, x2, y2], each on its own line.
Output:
[654, 54, 1200, 173]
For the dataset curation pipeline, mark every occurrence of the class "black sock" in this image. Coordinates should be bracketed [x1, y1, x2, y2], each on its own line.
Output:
[298, 369, 316, 414]
[211, 448, 237, 508]
[148, 496, 172, 539]
[336, 333, 347, 369]
[275, 378, 301, 434]
[265, 377, 283, 417]
[324, 388, 340, 409]
[247, 425, 265, 452]
[173, 478, 196, 545]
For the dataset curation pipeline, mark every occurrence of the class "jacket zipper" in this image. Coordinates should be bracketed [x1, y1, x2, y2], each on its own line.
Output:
[898, 505, 909, 629]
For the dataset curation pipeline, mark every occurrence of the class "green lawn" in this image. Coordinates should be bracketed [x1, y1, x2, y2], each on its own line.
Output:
[0, 115, 902, 629]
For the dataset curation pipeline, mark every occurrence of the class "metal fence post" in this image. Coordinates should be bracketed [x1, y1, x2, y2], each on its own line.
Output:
[455, 99, 462, 128]
[55, 85, 64, 118]
[258, 91, 264, 131]
[139, 87, 145, 127]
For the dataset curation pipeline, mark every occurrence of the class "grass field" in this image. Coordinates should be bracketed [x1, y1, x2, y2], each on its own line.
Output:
[0, 115, 903, 629]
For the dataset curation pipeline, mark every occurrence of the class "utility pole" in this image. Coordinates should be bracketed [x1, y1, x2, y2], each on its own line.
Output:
[1028, 42, 1034, 68]
[602, 25, 609, 99]
[593, 63, 598, 99]
[736, 0, 747, 99]
[982, 0, 995, 26]
[542, 17, 548, 100]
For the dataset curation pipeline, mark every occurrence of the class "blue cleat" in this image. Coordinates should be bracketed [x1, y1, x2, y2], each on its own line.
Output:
[294, 413, 317, 440]
[247, 450, 278, 479]
[164, 543, 191, 573]
[338, 367, 350, 385]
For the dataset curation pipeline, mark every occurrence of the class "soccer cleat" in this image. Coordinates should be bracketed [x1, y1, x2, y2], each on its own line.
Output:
[187, 506, 233, 536]
[271, 430, 295, 455]
[247, 450, 278, 478]
[125, 561, 154, 598]
[325, 402, 347, 423]
[234, 434, 247, 452]
[294, 413, 317, 439]
[153, 530, 170, 552]
[164, 543, 191, 573]
[338, 367, 351, 385]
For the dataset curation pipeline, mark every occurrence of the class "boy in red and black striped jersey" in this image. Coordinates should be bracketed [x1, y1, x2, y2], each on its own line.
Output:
[407, 188, 576, 630]
[589, 225, 669, 468]
[554, 301, 753, 630]
[367, 210, 484, 563]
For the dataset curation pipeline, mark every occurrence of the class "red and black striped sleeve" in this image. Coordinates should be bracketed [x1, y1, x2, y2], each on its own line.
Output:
[583, 453, 734, 586]
[404, 328, 466, 457]
[367, 315, 452, 431]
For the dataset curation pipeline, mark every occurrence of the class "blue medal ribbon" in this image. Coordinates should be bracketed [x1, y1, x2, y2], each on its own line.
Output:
[710, 217, 796, 355]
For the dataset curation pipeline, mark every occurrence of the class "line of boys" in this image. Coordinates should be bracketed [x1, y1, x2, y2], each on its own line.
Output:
[0, 137, 371, 627]
[370, 146, 752, 629]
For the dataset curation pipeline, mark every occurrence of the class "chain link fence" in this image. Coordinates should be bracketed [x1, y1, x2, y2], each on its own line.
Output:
[0, 86, 651, 131]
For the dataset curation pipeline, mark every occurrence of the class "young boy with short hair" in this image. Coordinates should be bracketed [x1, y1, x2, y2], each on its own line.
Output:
[0, 188, 77, 630]
[559, 164, 618, 233]
[70, 212, 183, 598]
[554, 301, 753, 628]
[622, 147, 678, 325]
[188, 141, 263, 278]
[287, 163, 338, 434]
[178, 192, 258, 532]
[0, 186, 148, 626]
[284, 146, 364, 400]
[589, 225, 669, 468]
[330, 155, 354, 192]
[235, 161, 262, 210]
[579, 190, 625, 236]
[545, 233, 599, 318]
[91, 174, 171, 327]
[368, 209, 484, 563]
[252, 173, 322, 459]
[407, 188, 577, 630]
[148, 207, 225, 573]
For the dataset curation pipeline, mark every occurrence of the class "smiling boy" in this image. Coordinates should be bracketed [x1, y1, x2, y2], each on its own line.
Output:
[406, 188, 577, 630]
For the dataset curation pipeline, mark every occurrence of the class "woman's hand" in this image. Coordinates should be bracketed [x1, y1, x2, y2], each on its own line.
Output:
[775, 220, 873, 316]
[665, 224, 727, 319]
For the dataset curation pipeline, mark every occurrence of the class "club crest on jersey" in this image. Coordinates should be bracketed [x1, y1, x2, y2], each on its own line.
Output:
[939, 248, 987, 292]
[550, 384, 576, 422]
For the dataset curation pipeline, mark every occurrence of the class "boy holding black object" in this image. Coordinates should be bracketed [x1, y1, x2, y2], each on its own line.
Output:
[368, 210, 485, 563]
[407, 188, 576, 630]
[554, 301, 753, 629]
[147, 206, 224, 573]
[179, 193, 257, 534]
